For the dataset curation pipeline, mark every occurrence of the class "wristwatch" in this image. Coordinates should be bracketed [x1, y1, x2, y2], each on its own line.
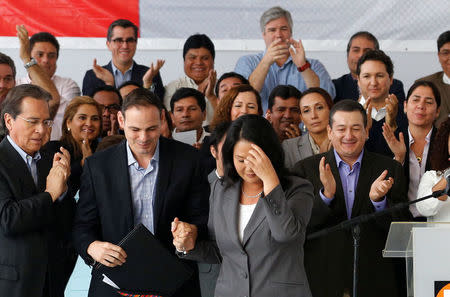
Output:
[24, 58, 37, 70]
[297, 61, 311, 72]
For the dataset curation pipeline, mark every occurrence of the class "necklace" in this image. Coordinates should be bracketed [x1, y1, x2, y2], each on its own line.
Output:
[241, 188, 263, 198]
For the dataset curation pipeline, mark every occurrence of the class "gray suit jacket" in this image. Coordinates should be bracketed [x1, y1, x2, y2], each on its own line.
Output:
[186, 176, 314, 297]
[282, 135, 314, 170]
[197, 171, 221, 297]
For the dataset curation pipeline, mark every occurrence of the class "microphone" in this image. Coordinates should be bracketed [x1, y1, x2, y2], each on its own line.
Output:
[431, 168, 450, 197]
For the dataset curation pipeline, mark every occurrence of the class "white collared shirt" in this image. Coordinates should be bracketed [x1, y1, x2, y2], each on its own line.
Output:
[359, 95, 386, 121]
[443, 72, 450, 85]
[407, 127, 433, 217]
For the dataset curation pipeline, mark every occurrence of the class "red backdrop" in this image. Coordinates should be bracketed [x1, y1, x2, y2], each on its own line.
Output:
[0, 0, 139, 37]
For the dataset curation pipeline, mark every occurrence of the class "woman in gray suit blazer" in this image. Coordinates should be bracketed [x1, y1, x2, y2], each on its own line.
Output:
[282, 88, 333, 169]
[173, 115, 314, 297]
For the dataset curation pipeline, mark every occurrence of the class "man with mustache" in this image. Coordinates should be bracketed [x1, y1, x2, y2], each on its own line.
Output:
[170, 87, 209, 148]
[266, 84, 302, 142]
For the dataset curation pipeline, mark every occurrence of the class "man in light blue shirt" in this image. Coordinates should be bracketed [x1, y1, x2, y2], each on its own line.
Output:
[234, 6, 335, 112]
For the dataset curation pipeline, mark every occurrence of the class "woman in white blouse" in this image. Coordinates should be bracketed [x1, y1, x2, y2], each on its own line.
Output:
[416, 118, 450, 221]
[383, 81, 441, 218]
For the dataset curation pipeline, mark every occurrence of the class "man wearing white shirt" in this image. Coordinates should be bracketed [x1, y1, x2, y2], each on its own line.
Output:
[417, 30, 450, 128]
[163, 34, 217, 124]
[16, 26, 80, 141]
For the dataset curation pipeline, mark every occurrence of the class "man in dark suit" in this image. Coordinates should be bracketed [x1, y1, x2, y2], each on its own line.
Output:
[0, 84, 73, 297]
[333, 31, 405, 104]
[82, 19, 165, 100]
[293, 99, 410, 297]
[72, 88, 209, 297]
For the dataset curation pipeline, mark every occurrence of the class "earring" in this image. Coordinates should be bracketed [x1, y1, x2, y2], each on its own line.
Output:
[67, 127, 71, 132]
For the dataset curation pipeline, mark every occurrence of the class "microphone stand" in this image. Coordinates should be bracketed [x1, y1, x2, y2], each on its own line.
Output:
[307, 189, 447, 297]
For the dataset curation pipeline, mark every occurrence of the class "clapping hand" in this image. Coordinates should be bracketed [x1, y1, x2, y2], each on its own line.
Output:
[319, 156, 336, 199]
[143, 59, 165, 89]
[288, 38, 307, 68]
[46, 147, 71, 201]
[262, 38, 290, 66]
[382, 123, 405, 163]
[369, 170, 394, 202]
[93, 59, 114, 86]
[385, 94, 399, 130]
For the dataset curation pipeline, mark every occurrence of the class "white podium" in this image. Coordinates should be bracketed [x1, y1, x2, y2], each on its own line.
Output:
[383, 222, 450, 297]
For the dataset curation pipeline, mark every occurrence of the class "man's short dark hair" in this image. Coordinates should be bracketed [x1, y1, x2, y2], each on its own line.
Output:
[121, 88, 164, 116]
[170, 87, 206, 112]
[267, 85, 302, 110]
[215, 72, 249, 97]
[107, 19, 138, 41]
[356, 49, 394, 78]
[93, 85, 123, 105]
[118, 80, 142, 90]
[30, 32, 60, 57]
[183, 34, 215, 60]
[1, 84, 51, 135]
[346, 31, 379, 55]
[437, 30, 450, 52]
[329, 99, 367, 128]
[0, 52, 16, 78]
[209, 121, 231, 150]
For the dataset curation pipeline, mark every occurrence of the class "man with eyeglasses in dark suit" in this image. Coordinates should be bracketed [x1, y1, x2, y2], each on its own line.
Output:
[82, 19, 165, 100]
[0, 84, 74, 297]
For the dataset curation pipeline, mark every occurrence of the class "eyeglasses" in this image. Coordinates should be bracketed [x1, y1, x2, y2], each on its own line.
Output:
[111, 38, 137, 45]
[100, 104, 121, 112]
[17, 115, 53, 128]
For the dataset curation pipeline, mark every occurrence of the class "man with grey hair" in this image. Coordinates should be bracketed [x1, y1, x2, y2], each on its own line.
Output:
[235, 6, 335, 111]
[0, 52, 16, 104]
[0, 84, 74, 296]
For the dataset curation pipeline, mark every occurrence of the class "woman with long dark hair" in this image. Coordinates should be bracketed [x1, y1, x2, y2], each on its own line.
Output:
[172, 114, 314, 297]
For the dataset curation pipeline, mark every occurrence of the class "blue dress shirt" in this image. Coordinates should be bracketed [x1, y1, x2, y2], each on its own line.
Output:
[7, 135, 41, 186]
[126, 140, 159, 233]
[111, 62, 133, 88]
[235, 52, 336, 112]
[320, 149, 386, 218]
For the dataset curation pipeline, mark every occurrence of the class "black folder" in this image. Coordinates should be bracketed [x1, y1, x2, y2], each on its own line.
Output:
[95, 223, 193, 296]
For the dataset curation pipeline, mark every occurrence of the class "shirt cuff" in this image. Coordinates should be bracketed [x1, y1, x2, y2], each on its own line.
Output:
[57, 190, 68, 202]
[319, 188, 334, 205]
[371, 196, 387, 211]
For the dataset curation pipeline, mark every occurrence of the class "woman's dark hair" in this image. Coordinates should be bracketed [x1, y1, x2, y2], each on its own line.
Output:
[406, 81, 441, 108]
[429, 118, 450, 172]
[299, 87, 333, 111]
[221, 114, 287, 187]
